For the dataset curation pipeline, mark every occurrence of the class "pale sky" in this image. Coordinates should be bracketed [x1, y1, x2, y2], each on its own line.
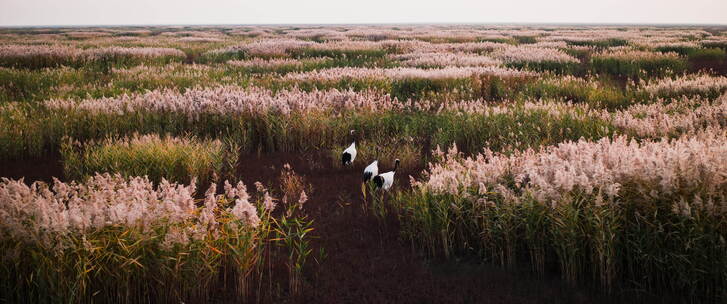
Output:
[1, 0, 726, 26]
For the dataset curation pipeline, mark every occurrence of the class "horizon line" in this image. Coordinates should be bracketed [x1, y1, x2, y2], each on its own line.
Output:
[1, 21, 726, 28]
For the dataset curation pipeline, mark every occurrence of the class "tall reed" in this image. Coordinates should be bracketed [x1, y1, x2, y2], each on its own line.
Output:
[392, 130, 727, 300]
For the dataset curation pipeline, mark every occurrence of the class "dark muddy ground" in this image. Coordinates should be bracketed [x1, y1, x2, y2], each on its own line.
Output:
[1, 152, 669, 304]
[0, 153, 64, 183]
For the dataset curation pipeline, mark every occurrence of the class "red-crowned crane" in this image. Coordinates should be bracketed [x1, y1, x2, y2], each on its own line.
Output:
[341, 130, 356, 166]
[363, 160, 378, 182]
[373, 159, 399, 191]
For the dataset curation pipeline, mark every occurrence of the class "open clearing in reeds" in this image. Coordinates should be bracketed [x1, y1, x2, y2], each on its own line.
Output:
[1, 24, 726, 303]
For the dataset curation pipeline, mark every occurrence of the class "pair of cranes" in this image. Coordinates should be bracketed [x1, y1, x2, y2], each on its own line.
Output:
[341, 130, 399, 191]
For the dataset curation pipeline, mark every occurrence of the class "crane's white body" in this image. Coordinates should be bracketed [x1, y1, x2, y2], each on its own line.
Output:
[342, 142, 357, 165]
[374, 159, 399, 191]
[363, 160, 378, 182]
[377, 171, 395, 191]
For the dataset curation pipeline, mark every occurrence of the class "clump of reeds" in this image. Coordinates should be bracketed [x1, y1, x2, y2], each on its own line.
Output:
[0, 174, 267, 303]
[60, 133, 235, 185]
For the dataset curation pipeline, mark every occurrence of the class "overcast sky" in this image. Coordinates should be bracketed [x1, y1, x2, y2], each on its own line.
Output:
[1, 0, 726, 27]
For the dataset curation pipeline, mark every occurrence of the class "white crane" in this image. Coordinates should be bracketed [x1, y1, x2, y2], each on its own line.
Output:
[363, 160, 379, 182]
[373, 159, 399, 191]
[341, 130, 356, 166]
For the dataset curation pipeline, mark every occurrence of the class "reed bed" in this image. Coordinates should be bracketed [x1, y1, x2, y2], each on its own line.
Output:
[201, 39, 404, 62]
[1, 85, 613, 161]
[601, 93, 727, 138]
[590, 49, 687, 78]
[490, 45, 581, 74]
[0, 45, 186, 69]
[44, 86, 399, 117]
[0, 63, 241, 103]
[639, 73, 727, 99]
[2, 25, 727, 302]
[392, 52, 502, 68]
[393, 129, 727, 298]
[278, 66, 537, 100]
[0, 174, 297, 303]
[281, 66, 534, 82]
[227, 57, 306, 71]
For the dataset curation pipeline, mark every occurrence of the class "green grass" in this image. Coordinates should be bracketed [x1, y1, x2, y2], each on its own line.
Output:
[60, 134, 235, 184]
[655, 45, 699, 56]
[225, 57, 399, 76]
[688, 48, 726, 62]
[288, 48, 390, 59]
[0, 98, 614, 163]
[0, 103, 47, 158]
[567, 38, 629, 49]
[198, 49, 250, 63]
[471, 74, 535, 101]
[590, 56, 687, 79]
[262, 76, 487, 102]
[505, 61, 581, 75]
[513, 36, 538, 44]
[427, 107, 614, 154]
[200, 47, 395, 66]
[561, 48, 592, 61]
[521, 77, 632, 109]
[0, 52, 183, 70]
[702, 41, 727, 50]
[0, 64, 250, 103]
[274, 74, 538, 103]
[655, 47, 726, 70]
[476, 37, 516, 44]
[389, 77, 473, 101]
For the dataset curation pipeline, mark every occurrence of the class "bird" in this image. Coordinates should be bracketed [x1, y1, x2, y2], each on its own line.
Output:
[341, 130, 356, 166]
[363, 160, 378, 182]
[373, 159, 399, 191]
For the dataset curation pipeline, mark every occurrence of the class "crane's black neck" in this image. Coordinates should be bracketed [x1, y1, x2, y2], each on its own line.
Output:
[393, 160, 399, 172]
